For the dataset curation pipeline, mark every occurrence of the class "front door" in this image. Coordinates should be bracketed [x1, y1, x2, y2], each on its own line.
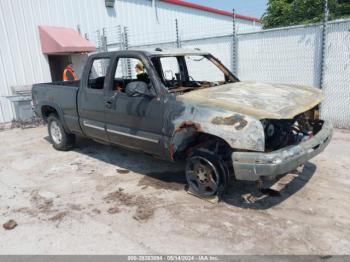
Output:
[104, 56, 164, 154]
[78, 57, 111, 142]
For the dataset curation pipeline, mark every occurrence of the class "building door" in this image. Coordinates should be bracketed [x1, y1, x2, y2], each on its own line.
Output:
[48, 55, 71, 82]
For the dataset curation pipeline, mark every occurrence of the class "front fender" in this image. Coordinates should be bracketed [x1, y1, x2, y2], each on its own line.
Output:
[171, 104, 265, 152]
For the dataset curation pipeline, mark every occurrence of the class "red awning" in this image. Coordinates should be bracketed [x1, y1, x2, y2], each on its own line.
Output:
[38, 26, 96, 54]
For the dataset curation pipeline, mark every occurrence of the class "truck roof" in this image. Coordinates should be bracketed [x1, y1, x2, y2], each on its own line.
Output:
[91, 48, 211, 58]
[143, 48, 211, 56]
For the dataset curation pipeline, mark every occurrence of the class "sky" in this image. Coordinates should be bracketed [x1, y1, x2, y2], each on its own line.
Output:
[185, 0, 269, 19]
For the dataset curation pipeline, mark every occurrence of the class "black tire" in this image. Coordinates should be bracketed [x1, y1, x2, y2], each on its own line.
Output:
[47, 114, 75, 151]
[185, 149, 229, 197]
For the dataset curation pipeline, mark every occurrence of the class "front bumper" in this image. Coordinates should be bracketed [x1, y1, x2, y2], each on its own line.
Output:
[232, 121, 333, 181]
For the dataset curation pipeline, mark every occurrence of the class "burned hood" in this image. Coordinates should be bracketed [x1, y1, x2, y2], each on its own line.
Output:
[179, 81, 324, 119]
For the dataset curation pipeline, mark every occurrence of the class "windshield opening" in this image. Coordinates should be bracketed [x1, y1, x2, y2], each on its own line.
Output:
[151, 54, 238, 94]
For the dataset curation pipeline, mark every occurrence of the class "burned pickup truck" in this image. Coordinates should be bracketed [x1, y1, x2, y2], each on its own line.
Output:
[32, 49, 333, 197]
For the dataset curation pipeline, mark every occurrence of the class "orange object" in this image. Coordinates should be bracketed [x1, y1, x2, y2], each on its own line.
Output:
[63, 65, 78, 81]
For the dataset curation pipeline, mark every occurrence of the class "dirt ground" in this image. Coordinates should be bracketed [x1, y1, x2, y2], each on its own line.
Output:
[0, 126, 349, 255]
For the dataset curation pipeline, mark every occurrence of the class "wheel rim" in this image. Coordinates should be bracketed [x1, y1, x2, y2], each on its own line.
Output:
[50, 120, 62, 145]
[186, 156, 220, 197]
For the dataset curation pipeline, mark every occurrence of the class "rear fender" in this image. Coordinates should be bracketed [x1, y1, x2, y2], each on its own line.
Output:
[39, 102, 69, 132]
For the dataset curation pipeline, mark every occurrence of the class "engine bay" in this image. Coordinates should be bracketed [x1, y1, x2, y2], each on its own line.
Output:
[262, 107, 323, 151]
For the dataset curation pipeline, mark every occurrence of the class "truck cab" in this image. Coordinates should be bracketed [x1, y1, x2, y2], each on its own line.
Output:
[32, 49, 332, 198]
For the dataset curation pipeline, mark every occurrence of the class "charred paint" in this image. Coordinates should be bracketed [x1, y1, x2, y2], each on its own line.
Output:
[167, 99, 265, 153]
[211, 114, 248, 130]
[179, 81, 324, 120]
[162, 79, 324, 158]
[175, 120, 203, 132]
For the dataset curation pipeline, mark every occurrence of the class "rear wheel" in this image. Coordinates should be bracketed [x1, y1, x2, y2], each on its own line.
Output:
[185, 149, 228, 197]
[47, 114, 75, 151]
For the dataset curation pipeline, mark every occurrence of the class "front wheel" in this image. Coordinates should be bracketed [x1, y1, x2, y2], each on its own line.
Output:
[185, 149, 229, 197]
[47, 114, 75, 151]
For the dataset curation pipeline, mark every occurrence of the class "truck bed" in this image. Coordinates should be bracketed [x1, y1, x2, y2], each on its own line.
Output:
[32, 81, 81, 134]
[48, 80, 80, 88]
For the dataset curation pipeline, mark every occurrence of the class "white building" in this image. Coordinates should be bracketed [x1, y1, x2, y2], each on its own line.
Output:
[0, 0, 261, 124]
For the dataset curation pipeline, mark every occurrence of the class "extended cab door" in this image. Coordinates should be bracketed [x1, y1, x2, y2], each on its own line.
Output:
[104, 54, 164, 155]
[78, 56, 111, 142]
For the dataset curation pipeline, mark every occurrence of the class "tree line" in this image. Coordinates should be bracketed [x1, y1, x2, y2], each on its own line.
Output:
[262, 0, 350, 28]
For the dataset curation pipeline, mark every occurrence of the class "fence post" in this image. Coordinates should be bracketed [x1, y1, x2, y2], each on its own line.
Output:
[123, 26, 132, 77]
[102, 28, 108, 52]
[319, 0, 329, 89]
[96, 29, 102, 52]
[116, 25, 123, 50]
[123, 26, 129, 50]
[232, 9, 237, 75]
[175, 19, 181, 48]
[77, 24, 81, 35]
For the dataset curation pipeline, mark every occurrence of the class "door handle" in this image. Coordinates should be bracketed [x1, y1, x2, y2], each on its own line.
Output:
[105, 100, 112, 109]
[105, 93, 118, 109]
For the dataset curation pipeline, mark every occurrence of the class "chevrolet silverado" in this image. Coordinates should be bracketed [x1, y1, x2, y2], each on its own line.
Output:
[32, 49, 333, 197]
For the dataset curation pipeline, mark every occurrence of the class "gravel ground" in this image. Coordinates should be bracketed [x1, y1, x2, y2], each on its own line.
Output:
[0, 126, 349, 255]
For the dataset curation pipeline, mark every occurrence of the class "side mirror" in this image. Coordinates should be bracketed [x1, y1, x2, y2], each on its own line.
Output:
[125, 81, 155, 97]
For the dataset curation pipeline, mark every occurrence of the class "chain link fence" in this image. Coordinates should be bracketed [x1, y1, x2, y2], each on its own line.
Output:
[321, 20, 350, 128]
[85, 18, 350, 129]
